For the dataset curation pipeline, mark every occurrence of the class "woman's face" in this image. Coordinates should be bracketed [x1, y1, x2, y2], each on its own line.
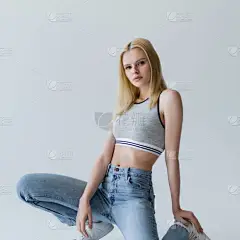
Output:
[122, 48, 151, 88]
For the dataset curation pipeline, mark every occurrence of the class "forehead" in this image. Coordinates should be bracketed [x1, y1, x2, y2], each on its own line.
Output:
[122, 48, 147, 65]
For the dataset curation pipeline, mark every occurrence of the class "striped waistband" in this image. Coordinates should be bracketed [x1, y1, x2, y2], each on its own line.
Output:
[115, 138, 163, 157]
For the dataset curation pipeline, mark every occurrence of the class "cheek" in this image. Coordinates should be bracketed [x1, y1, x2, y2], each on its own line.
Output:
[145, 64, 151, 72]
[141, 64, 151, 76]
[125, 71, 131, 80]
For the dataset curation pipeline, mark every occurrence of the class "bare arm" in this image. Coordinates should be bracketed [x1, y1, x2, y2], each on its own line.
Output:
[79, 120, 116, 204]
[163, 89, 183, 214]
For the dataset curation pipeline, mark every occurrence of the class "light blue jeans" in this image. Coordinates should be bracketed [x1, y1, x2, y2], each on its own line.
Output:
[16, 163, 189, 240]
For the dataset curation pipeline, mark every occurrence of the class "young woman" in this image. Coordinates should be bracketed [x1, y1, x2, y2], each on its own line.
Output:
[16, 38, 210, 240]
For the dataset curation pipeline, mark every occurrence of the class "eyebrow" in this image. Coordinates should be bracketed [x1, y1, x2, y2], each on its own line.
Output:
[123, 58, 147, 67]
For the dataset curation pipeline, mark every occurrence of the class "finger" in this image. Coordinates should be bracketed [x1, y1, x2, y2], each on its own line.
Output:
[178, 216, 190, 226]
[188, 214, 203, 233]
[80, 219, 89, 238]
[88, 213, 93, 229]
[76, 216, 81, 232]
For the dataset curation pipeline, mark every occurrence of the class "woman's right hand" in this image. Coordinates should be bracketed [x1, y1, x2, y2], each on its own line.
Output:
[76, 197, 93, 238]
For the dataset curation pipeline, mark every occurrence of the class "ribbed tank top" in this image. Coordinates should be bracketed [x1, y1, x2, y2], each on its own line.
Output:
[112, 95, 165, 157]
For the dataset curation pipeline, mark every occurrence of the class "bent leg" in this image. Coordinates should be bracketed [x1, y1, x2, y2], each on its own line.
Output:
[16, 173, 113, 226]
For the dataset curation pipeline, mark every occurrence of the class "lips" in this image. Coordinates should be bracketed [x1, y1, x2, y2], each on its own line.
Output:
[133, 76, 142, 81]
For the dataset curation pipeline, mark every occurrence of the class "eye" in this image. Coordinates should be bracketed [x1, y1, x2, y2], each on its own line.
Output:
[125, 66, 131, 70]
[138, 60, 145, 65]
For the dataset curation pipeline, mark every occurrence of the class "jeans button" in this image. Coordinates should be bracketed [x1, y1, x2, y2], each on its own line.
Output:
[114, 167, 119, 171]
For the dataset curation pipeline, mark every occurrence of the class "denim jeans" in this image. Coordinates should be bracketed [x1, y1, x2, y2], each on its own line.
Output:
[16, 163, 189, 240]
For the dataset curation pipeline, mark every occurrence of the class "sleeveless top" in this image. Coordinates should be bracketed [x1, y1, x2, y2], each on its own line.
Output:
[112, 95, 165, 157]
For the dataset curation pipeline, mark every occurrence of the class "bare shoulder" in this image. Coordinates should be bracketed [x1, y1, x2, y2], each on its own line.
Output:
[160, 88, 182, 111]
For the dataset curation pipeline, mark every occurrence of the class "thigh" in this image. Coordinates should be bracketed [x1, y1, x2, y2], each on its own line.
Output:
[16, 173, 113, 224]
[112, 198, 159, 240]
[16, 173, 88, 209]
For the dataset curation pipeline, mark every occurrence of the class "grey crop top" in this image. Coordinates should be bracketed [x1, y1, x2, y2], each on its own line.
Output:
[112, 95, 165, 157]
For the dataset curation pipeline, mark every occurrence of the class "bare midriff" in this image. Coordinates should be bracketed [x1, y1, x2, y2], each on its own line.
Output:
[110, 145, 159, 171]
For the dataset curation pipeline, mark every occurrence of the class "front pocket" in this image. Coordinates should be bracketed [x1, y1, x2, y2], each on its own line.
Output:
[126, 175, 151, 190]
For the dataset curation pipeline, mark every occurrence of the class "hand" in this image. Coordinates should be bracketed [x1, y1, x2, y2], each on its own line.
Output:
[173, 208, 204, 233]
[76, 197, 93, 238]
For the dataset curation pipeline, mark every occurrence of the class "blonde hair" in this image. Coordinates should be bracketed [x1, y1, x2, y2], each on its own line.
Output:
[112, 38, 167, 121]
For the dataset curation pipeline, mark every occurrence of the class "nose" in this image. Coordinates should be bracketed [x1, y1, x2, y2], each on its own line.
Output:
[131, 64, 139, 73]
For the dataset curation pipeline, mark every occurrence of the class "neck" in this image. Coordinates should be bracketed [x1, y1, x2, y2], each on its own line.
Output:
[138, 86, 150, 100]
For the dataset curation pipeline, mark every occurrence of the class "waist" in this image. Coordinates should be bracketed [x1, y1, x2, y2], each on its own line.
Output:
[106, 163, 152, 178]
[115, 138, 164, 157]
[111, 145, 158, 171]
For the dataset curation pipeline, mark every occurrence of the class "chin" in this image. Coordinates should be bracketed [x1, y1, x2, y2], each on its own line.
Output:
[131, 82, 142, 87]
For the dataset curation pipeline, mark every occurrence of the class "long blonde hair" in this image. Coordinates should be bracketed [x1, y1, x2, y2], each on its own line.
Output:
[112, 38, 167, 121]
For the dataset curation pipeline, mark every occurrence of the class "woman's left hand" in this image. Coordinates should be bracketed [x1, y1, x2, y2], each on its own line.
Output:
[173, 208, 204, 233]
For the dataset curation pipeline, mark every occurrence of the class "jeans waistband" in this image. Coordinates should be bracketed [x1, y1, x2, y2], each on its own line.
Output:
[106, 163, 152, 180]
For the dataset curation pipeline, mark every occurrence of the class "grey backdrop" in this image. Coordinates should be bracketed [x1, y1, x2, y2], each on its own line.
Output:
[1, 0, 239, 239]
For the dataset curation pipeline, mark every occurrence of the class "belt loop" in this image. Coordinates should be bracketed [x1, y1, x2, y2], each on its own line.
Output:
[106, 164, 111, 176]
[126, 167, 131, 181]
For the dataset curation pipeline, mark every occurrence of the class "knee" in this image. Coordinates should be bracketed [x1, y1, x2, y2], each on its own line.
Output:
[16, 173, 38, 200]
[162, 225, 189, 240]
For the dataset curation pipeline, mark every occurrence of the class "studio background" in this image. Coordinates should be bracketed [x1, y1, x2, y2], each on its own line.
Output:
[0, 0, 239, 239]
